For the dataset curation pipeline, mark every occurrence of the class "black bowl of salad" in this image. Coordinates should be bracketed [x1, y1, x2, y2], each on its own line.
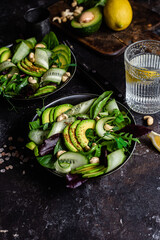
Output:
[0, 31, 76, 100]
[26, 91, 140, 186]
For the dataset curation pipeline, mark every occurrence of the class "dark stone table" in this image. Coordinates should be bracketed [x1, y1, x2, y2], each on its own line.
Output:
[0, 1, 160, 240]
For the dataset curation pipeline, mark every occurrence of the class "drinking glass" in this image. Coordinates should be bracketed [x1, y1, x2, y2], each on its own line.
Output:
[124, 40, 160, 114]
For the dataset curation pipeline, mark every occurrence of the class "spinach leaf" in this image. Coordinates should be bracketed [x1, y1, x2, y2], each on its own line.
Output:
[42, 31, 59, 50]
[37, 154, 55, 169]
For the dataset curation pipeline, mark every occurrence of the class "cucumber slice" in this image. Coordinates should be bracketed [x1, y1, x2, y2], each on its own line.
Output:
[95, 117, 115, 140]
[12, 41, 30, 64]
[54, 160, 71, 174]
[65, 98, 96, 117]
[42, 68, 66, 85]
[35, 48, 49, 69]
[55, 152, 88, 173]
[105, 99, 119, 114]
[105, 149, 126, 173]
[48, 117, 75, 137]
[28, 129, 49, 145]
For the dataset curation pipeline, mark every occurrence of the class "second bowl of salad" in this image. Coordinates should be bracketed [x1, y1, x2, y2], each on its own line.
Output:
[0, 31, 76, 100]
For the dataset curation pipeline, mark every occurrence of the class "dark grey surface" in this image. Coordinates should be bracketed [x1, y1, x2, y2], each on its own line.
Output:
[0, 1, 160, 240]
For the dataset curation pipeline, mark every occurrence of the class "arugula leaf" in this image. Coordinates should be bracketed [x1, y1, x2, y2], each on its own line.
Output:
[42, 31, 59, 50]
[29, 118, 41, 130]
[36, 106, 46, 117]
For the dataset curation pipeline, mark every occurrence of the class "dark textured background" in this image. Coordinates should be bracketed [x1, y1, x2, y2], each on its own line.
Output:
[0, 1, 160, 240]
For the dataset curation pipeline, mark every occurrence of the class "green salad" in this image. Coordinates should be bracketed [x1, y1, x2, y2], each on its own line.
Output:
[0, 31, 75, 99]
[26, 91, 139, 179]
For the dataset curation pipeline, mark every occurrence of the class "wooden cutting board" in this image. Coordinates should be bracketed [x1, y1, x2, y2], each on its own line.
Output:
[48, 1, 160, 56]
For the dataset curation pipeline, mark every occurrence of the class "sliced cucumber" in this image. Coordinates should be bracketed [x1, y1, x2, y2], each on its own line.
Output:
[65, 98, 95, 117]
[35, 48, 49, 70]
[95, 117, 115, 140]
[55, 152, 88, 173]
[42, 68, 66, 85]
[105, 99, 119, 114]
[54, 160, 71, 174]
[28, 129, 49, 145]
[105, 149, 126, 173]
[48, 117, 75, 137]
[12, 41, 30, 64]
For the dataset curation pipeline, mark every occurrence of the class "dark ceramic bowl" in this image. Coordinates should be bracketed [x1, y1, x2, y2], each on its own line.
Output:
[32, 93, 136, 178]
[3, 44, 77, 101]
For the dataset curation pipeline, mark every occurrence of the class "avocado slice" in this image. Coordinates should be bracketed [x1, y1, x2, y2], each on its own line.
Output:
[69, 120, 83, 152]
[32, 85, 57, 97]
[24, 57, 46, 72]
[63, 125, 78, 152]
[71, 7, 102, 36]
[42, 107, 53, 124]
[53, 50, 70, 65]
[54, 104, 73, 121]
[0, 47, 10, 55]
[49, 107, 55, 123]
[26, 141, 36, 151]
[0, 49, 11, 63]
[76, 119, 96, 148]
[82, 167, 107, 178]
[17, 61, 43, 77]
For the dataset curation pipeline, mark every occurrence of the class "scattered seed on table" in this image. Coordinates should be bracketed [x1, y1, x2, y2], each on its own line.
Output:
[0, 148, 4, 152]
[6, 153, 11, 157]
[3, 145, 7, 148]
[5, 157, 10, 161]
[5, 166, 9, 170]
[0, 154, 2, 158]
[22, 170, 25, 175]
[8, 165, 13, 169]
[0, 169, 5, 173]
[0, 159, 4, 164]
[2, 152, 6, 157]
[9, 146, 14, 151]
[8, 136, 13, 141]
[12, 152, 16, 157]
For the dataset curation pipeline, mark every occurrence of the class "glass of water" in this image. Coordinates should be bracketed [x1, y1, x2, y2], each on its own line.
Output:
[124, 40, 160, 114]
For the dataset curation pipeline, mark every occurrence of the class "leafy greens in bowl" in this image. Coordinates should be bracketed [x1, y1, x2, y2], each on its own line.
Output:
[26, 91, 140, 186]
[0, 31, 76, 100]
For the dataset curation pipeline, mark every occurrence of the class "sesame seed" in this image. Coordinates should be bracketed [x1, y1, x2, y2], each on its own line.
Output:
[9, 146, 14, 151]
[2, 152, 6, 156]
[0, 169, 5, 173]
[5, 157, 10, 161]
[12, 152, 16, 157]
[8, 165, 13, 169]
[22, 170, 25, 175]
[3, 145, 7, 148]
